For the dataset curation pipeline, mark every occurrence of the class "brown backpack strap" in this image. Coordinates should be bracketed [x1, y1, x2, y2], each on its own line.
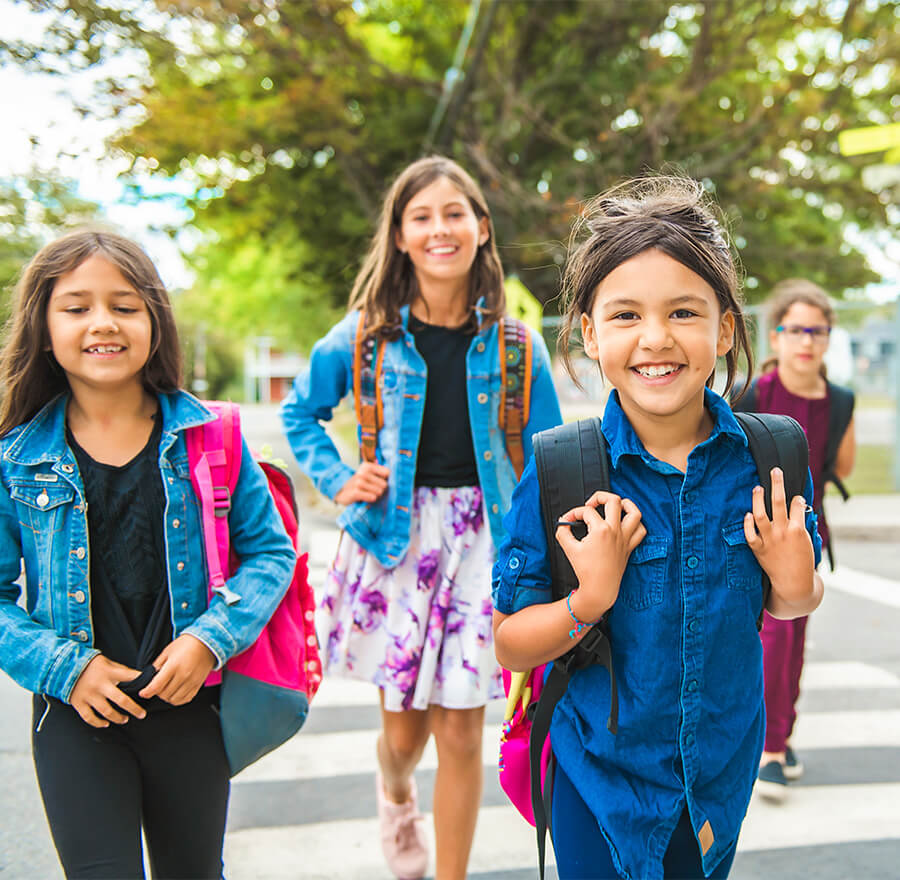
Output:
[353, 312, 383, 463]
[498, 317, 533, 479]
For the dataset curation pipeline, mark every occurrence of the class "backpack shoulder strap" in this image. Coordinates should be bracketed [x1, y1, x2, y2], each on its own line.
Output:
[353, 312, 383, 464]
[730, 377, 758, 413]
[823, 382, 854, 497]
[498, 317, 534, 480]
[533, 418, 607, 600]
[186, 401, 243, 596]
[733, 411, 809, 627]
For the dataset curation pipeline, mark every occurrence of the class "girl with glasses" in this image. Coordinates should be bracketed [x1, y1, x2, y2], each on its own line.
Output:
[733, 278, 856, 802]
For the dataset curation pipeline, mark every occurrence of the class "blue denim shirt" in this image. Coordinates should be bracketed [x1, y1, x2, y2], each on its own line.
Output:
[493, 389, 821, 880]
[0, 391, 295, 702]
[281, 306, 563, 567]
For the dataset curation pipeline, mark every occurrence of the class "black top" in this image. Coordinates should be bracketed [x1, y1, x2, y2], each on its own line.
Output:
[68, 413, 173, 710]
[409, 314, 479, 488]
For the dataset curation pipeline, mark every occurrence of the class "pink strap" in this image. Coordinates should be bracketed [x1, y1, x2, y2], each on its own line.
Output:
[187, 402, 242, 598]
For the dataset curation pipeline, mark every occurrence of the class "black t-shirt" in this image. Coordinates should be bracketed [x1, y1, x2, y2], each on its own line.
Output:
[409, 314, 479, 488]
[68, 413, 173, 702]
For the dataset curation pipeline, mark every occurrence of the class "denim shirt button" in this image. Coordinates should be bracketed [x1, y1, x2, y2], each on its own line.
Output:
[685, 732, 695, 746]
[684, 490, 694, 504]
[508, 557, 520, 570]
[176, 561, 185, 571]
[686, 555, 699, 569]
[687, 679, 698, 692]
[483, 451, 493, 461]
[492, 503, 499, 514]
[476, 342, 485, 353]
[689, 619, 700, 633]
[477, 393, 488, 404]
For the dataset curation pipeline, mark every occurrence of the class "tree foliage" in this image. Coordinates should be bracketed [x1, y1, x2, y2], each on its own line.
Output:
[5, 0, 897, 349]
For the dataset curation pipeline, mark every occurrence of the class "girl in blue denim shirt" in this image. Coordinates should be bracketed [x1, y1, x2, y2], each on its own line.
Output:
[0, 230, 294, 879]
[281, 156, 562, 880]
[492, 177, 824, 880]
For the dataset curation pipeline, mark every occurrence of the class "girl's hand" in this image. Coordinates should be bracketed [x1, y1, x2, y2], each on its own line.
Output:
[334, 462, 390, 505]
[140, 634, 217, 705]
[70, 655, 147, 727]
[744, 467, 817, 608]
[555, 491, 646, 623]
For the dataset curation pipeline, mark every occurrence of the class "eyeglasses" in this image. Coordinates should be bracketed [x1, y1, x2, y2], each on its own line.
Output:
[775, 324, 831, 341]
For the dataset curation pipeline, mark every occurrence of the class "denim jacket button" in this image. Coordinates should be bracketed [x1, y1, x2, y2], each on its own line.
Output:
[172, 518, 180, 528]
[73, 590, 86, 604]
[686, 555, 699, 569]
[36, 492, 49, 508]
[74, 630, 88, 642]
[60, 464, 74, 473]
[477, 393, 488, 404]
[492, 503, 499, 514]
[176, 561, 185, 571]
[181, 601, 189, 610]
[476, 342, 485, 352]
[74, 547, 86, 560]
[483, 451, 493, 461]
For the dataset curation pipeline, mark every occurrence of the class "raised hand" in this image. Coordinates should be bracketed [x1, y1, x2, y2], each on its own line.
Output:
[70, 655, 146, 727]
[334, 462, 390, 505]
[744, 467, 817, 610]
[140, 634, 217, 706]
[555, 490, 646, 623]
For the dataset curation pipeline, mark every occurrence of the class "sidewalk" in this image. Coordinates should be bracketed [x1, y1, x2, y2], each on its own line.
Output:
[823, 493, 900, 542]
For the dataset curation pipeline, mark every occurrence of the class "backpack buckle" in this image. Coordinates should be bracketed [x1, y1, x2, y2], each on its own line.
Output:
[213, 486, 231, 517]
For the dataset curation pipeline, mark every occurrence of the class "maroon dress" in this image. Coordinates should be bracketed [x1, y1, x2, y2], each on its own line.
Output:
[752, 368, 830, 753]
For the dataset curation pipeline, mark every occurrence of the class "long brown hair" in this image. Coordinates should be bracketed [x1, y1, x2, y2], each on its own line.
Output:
[760, 278, 835, 376]
[557, 175, 752, 397]
[0, 229, 183, 436]
[347, 155, 505, 337]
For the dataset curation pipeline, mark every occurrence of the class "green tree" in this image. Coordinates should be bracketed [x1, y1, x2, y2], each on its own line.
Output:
[5, 0, 896, 344]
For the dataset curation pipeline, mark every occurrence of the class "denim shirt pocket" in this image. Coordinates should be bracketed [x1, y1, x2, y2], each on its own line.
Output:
[619, 534, 668, 611]
[722, 521, 762, 593]
[11, 482, 75, 532]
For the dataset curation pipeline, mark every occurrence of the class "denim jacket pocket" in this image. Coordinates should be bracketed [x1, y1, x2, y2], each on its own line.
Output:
[11, 483, 75, 533]
[619, 535, 668, 611]
[722, 521, 762, 593]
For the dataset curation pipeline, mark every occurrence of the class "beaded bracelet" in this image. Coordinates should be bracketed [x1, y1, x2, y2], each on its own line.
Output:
[566, 590, 596, 639]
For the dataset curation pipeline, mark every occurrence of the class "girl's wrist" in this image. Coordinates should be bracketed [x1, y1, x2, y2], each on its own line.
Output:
[566, 589, 604, 639]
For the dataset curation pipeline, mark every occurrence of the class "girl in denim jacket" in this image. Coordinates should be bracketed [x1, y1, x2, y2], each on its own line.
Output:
[281, 156, 562, 880]
[0, 230, 294, 879]
[492, 178, 824, 880]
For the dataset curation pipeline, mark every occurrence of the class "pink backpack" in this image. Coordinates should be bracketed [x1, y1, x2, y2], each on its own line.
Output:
[186, 401, 322, 775]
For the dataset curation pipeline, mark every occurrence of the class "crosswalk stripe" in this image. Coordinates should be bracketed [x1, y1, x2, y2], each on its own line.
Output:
[824, 566, 900, 609]
[224, 805, 549, 880]
[800, 661, 899, 690]
[791, 710, 900, 750]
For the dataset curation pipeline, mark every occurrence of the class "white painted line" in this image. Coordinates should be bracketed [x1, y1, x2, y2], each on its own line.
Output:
[824, 566, 900, 610]
[224, 805, 549, 880]
[791, 710, 900, 750]
[801, 660, 899, 690]
[741, 782, 900, 852]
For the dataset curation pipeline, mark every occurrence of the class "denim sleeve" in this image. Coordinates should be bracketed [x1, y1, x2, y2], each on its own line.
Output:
[802, 468, 823, 568]
[280, 313, 357, 501]
[521, 329, 563, 463]
[183, 434, 296, 666]
[492, 456, 554, 614]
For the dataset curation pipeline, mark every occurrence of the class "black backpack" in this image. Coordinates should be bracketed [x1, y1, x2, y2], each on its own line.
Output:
[526, 411, 809, 879]
[732, 378, 854, 569]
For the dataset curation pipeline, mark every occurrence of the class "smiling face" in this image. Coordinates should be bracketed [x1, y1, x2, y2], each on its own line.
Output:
[394, 175, 489, 295]
[46, 253, 153, 398]
[581, 249, 735, 430]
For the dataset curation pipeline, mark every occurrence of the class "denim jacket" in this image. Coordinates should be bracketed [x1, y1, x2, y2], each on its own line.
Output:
[0, 391, 295, 702]
[281, 306, 563, 567]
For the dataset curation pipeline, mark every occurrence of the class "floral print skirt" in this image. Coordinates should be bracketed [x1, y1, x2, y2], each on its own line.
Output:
[318, 486, 504, 712]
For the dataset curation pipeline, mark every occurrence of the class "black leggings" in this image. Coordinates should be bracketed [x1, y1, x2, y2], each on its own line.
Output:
[32, 689, 229, 880]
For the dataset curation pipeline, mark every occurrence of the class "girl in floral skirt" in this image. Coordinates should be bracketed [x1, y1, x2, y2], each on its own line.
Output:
[281, 155, 562, 880]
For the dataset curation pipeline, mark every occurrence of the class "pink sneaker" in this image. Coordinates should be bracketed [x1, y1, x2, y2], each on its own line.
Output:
[376, 771, 428, 880]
